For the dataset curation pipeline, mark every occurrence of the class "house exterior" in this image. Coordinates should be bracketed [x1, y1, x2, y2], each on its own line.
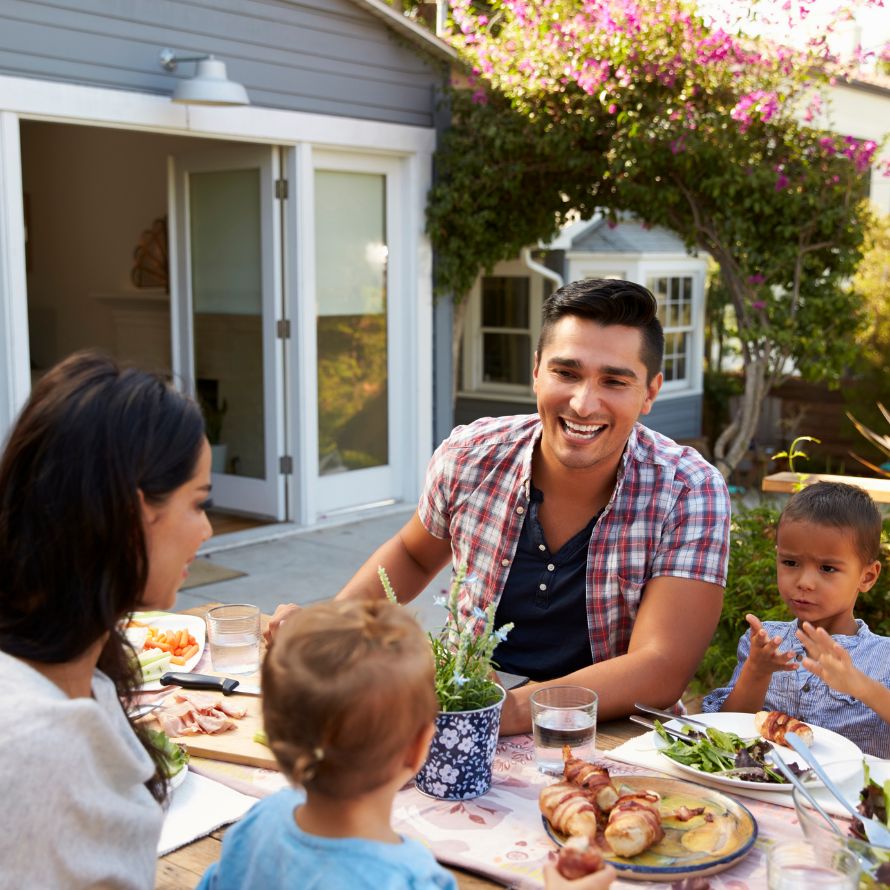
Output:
[0, 0, 454, 527]
[456, 218, 710, 442]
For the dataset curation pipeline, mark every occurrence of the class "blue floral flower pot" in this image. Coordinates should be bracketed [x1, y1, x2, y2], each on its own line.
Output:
[414, 686, 506, 801]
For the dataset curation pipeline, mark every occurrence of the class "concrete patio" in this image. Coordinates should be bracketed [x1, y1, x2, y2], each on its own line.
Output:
[174, 508, 451, 634]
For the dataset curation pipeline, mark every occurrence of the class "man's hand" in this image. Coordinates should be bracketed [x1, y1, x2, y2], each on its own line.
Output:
[744, 614, 799, 678]
[798, 621, 867, 700]
[263, 603, 301, 645]
[543, 863, 617, 889]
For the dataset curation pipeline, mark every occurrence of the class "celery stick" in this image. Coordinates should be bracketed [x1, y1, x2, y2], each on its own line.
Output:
[141, 655, 172, 682]
[253, 728, 269, 747]
[138, 648, 166, 667]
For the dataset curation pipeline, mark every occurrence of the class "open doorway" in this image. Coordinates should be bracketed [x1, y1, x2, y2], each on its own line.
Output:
[20, 120, 279, 529]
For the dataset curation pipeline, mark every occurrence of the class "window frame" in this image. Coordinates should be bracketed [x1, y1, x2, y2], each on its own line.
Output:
[646, 273, 696, 392]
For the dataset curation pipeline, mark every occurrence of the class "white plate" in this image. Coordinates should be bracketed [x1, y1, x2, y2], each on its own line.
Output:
[135, 614, 206, 691]
[652, 711, 863, 792]
[167, 765, 188, 793]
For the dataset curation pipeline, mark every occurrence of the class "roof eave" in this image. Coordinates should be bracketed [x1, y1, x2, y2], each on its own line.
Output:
[345, 0, 459, 62]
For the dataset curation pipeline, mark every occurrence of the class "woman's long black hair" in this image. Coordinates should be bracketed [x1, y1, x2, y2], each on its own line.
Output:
[0, 351, 206, 801]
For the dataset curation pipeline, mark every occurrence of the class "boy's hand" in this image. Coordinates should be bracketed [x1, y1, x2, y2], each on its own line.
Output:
[744, 614, 799, 677]
[543, 863, 617, 889]
[798, 622, 867, 700]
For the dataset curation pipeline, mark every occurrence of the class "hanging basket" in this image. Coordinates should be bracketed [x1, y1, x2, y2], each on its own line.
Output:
[414, 686, 506, 801]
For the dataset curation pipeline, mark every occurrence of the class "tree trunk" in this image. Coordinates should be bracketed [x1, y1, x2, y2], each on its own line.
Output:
[452, 296, 469, 409]
[713, 356, 770, 480]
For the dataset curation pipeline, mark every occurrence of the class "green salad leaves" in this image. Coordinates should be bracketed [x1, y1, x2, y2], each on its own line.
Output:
[147, 729, 190, 780]
[654, 720, 789, 784]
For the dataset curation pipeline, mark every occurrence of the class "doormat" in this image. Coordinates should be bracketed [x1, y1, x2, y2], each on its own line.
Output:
[179, 559, 246, 591]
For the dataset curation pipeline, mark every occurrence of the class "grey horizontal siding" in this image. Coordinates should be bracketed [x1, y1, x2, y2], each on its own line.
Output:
[643, 393, 702, 440]
[0, 0, 442, 127]
[454, 393, 702, 441]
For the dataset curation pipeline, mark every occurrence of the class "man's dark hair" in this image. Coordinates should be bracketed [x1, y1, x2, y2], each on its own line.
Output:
[537, 279, 664, 382]
[779, 481, 882, 565]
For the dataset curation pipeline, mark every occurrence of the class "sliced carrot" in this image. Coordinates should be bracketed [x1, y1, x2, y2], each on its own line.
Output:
[182, 644, 199, 661]
[154, 641, 173, 652]
[187, 634, 196, 646]
[170, 655, 186, 666]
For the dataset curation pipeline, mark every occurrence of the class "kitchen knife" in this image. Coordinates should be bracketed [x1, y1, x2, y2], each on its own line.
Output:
[160, 672, 262, 696]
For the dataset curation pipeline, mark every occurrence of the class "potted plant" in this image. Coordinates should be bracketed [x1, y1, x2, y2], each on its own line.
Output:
[199, 395, 228, 474]
[378, 563, 513, 801]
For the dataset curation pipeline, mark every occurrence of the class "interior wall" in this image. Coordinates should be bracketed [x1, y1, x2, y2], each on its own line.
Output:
[20, 120, 233, 376]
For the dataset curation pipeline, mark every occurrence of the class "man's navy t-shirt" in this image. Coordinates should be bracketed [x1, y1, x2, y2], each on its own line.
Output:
[492, 482, 601, 682]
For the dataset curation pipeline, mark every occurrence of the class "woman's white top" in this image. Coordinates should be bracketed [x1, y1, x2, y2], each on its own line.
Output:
[0, 648, 164, 889]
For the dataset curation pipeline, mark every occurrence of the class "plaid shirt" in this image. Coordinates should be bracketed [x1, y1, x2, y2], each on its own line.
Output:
[419, 415, 730, 665]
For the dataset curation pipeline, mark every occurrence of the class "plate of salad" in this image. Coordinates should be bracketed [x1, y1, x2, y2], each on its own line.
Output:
[652, 712, 862, 792]
[122, 613, 206, 691]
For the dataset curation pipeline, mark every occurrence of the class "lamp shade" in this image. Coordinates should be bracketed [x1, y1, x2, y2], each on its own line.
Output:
[171, 58, 249, 106]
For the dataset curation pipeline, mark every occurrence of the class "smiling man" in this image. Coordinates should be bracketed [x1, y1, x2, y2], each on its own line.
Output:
[267, 279, 730, 734]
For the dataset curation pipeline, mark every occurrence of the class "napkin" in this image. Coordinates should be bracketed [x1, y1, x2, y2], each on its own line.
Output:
[158, 769, 258, 856]
[605, 730, 884, 817]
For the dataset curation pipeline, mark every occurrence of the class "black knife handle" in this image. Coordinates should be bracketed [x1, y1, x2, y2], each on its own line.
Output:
[160, 672, 240, 695]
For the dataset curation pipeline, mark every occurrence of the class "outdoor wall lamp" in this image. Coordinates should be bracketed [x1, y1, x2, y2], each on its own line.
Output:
[158, 49, 250, 106]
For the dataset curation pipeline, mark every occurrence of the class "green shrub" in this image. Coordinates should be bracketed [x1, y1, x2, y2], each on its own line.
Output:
[692, 502, 890, 694]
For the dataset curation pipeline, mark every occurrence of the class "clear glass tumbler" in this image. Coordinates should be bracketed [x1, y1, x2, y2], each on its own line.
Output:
[530, 686, 597, 774]
[206, 604, 261, 675]
[766, 839, 860, 890]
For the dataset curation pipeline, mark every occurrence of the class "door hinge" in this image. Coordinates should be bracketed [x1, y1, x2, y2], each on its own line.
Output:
[279, 456, 293, 475]
[275, 179, 288, 199]
[276, 319, 291, 339]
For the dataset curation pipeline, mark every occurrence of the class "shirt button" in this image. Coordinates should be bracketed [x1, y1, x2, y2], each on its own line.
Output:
[797, 653, 804, 661]
[501, 559, 510, 567]
[539, 583, 547, 590]
[547, 564, 555, 571]
[516, 506, 525, 514]
[802, 684, 810, 692]
[539, 544, 546, 551]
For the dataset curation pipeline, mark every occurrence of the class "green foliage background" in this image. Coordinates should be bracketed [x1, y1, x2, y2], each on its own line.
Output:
[695, 503, 890, 693]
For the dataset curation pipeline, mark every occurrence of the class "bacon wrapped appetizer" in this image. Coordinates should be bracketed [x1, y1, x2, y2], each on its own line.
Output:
[562, 746, 620, 812]
[755, 710, 814, 748]
[539, 781, 601, 839]
[556, 836, 606, 879]
[603, 791, 664, 858]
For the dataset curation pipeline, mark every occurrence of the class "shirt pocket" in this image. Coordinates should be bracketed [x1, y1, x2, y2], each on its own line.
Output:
[616, 575, 646, 613]
[814, 686, 877, 752]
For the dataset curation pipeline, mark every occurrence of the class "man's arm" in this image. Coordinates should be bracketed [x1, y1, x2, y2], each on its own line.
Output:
[498, 576, 723, 735]
[264, 511, 452, 642]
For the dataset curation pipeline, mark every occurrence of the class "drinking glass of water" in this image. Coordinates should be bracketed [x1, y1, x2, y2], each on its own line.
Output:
[530, 686, 597, 774]
[206, 604, 261, 675]
[767, 840, 859, 890]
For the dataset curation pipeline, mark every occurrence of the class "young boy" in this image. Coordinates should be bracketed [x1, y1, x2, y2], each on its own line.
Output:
[197, 599, 615, 890]
[703, 481, 890, 757]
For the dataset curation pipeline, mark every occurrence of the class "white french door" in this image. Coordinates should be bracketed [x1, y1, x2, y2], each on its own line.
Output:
[170, 145, 286, 520]
[300, 150, 407, 517]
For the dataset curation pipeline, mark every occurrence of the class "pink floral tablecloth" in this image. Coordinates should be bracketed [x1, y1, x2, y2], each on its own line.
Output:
[189, 734, 810, 890]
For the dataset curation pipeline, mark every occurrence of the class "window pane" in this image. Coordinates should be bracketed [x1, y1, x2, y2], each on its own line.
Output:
[681, 302, 691, 326]
[677, 356, 686, 380]
[657, 303, 666, 325]
[315, 171, 388, 476]
[483, 333, 531, 384]
[482, 277, 530, 328]
[190, 169, 265, 480]
[663, 357, 674, 381]
[683, 277, 693, 301]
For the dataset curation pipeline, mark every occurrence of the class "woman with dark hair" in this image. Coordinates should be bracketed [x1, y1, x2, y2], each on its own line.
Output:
[0, 351, 212, 889]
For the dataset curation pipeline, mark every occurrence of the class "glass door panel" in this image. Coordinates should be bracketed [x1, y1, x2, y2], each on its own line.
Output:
[314, 171, 388, 476]
[190, 169, 265, 479]
[170, 146, 285, 521]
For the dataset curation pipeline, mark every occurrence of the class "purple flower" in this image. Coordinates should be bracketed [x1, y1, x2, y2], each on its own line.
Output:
[753, 301, 767, 310]
[748, 274, 764, 284]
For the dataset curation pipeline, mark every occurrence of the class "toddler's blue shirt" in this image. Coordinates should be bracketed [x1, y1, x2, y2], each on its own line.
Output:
[197, 788, 458, 890]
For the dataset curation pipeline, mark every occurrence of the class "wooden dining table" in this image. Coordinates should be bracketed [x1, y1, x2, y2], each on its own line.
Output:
[155, 604, 645, 890]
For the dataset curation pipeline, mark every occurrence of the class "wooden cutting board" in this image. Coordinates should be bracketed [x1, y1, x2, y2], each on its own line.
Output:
[146, 676, 279, 771]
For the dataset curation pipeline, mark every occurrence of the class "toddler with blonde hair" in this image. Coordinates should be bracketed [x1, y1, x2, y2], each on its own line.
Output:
[198, 599, 614, 890]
